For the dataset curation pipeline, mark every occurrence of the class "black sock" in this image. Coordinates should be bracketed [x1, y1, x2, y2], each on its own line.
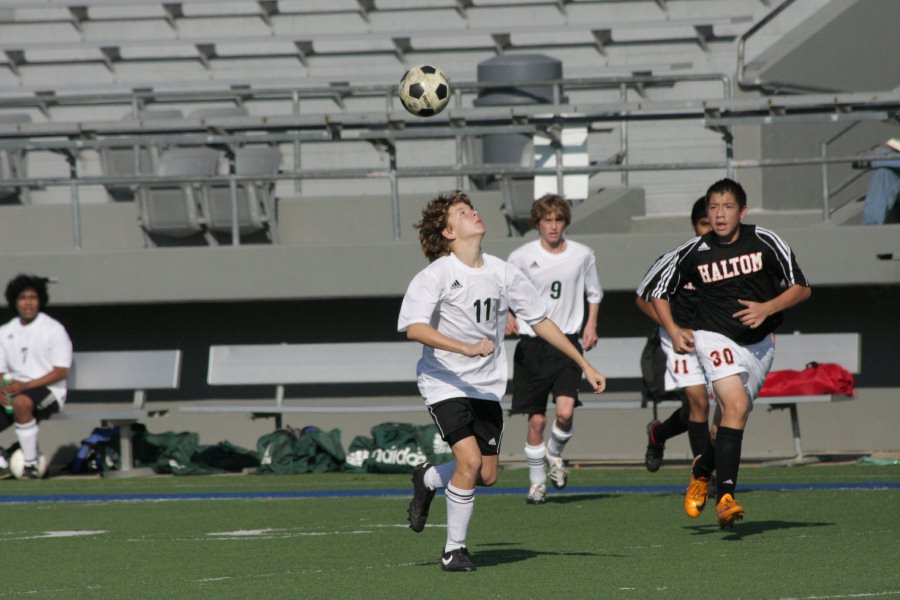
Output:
[687, 421, 708, 458]
[653, 408, 688, 444]
[694, 429, 716, 479]
[715, 427, 744, 502]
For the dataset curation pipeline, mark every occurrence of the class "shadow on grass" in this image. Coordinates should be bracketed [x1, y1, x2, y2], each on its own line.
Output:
[546, 493, 620, 504]
[685, 520, 832, 540]
[470, 545, 613, 568]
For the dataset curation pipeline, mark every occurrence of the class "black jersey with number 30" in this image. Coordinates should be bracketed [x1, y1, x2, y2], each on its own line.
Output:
[652, 224, 808, 345]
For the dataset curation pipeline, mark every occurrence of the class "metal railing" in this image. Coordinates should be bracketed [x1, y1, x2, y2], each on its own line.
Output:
[1, 76, 899, 249]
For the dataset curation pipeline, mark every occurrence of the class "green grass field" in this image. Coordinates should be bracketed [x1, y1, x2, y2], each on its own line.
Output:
[1, 464, 898, 599]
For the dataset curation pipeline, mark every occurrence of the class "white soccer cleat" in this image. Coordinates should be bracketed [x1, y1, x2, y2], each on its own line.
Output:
[526, 483, 547, 504]
[545, 455, 568, 489]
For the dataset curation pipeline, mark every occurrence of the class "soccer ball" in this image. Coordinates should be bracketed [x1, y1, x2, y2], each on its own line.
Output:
[398, 65, 451, 117]
[9, 448, 47, 479]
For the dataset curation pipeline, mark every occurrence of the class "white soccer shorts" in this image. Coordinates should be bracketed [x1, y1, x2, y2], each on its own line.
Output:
[693, 329, 775, 405]
[659, 327, 707, 391]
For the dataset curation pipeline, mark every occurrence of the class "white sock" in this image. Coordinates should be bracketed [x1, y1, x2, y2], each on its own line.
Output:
[0, 454, 7, 469]
[15, 419, 39, 464]
[444, 482, 475, 553]
[547, 422, 573, 458]
[524, 443, 547, 486]
[424, 461, 455, 490]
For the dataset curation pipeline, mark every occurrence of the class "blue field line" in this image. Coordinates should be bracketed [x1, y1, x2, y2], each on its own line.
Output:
[0, 481, 897, 505]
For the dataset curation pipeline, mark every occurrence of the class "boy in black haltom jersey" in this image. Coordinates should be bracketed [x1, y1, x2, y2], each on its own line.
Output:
[650, 179, 811, 527]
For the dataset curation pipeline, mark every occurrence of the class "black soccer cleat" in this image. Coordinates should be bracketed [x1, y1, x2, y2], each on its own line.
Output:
[441, 547, 476, 572]
[407, 462, 435, 533]
[21, 464, 41, 480]
[644, 420, 665, 472]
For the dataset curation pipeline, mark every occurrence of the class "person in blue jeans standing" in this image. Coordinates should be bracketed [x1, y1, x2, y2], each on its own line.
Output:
[861, 147, 900, 225]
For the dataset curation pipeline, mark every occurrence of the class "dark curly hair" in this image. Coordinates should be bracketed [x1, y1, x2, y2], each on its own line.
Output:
[414, 191, 474, 262]
[530, 193, 571, 229]
[5, 274, 49, 312]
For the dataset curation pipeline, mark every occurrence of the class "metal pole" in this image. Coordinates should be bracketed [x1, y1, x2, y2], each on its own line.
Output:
[229, 175, 240, 246]
[67, 153, 82, 250]
[820, 141, 830, 221]
[389, 144, 401, 240]
[619, 83, 628, 186]
[292, 90, 301, 195]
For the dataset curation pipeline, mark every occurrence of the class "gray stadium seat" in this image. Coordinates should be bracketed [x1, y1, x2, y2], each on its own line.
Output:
[100, 109, 184, 201]
[201, 145, 281, 243]
[137, 146, 220, 245]
[0, 113, 32, 203]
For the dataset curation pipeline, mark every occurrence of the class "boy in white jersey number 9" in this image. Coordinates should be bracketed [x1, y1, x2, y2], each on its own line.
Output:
[506, 194, 603, 504]
[398, 191, 606, 572]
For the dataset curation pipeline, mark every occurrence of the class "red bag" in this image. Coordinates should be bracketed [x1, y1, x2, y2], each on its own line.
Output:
[759, 362, 855, 397]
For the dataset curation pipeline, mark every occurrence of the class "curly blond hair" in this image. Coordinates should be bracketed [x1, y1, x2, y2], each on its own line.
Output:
[414, 191, 473, 262]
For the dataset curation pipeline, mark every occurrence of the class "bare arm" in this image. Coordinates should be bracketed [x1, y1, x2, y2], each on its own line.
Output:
[2, 366, 69, 396]
[635, 296, 661, 326]
[581, 302, 600, 351]
[531, 318, 605, 393]
[406, 323, 495, 358]
[734, 284, 812, 329]
[651, 297, 694, 353]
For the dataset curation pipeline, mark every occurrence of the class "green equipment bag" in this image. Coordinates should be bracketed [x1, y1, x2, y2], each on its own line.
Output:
[414, 423, 453, 466]
[132, 424, 260, 476]
[132, 426, 200, 474]
[342, 422, 454, 474]
[256, 426, 346, 474]
[368, 422, 428, 473]
[343, 435, 376, 473]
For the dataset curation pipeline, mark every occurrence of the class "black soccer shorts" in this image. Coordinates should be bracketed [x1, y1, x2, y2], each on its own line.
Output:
[427, 397, 504, 456]
[0, 387, 60, 430]
[510, 334, 583, 415]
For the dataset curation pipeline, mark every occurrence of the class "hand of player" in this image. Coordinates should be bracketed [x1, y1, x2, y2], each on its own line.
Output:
[670, 326, 695, 354]
[505, 313, 519, 336]
[2, 379, 24, 395]
[583, 364, 606, 393]
[734, 299, 769, 329]
[581, 328, 598, 351]
[463, 338, 495, 357]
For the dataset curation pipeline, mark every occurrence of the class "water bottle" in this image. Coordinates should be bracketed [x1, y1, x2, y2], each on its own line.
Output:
[1, 376, 12, 414]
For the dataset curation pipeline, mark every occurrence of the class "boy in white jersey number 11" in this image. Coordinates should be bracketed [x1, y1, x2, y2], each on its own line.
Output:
[398, 191, 606, 572]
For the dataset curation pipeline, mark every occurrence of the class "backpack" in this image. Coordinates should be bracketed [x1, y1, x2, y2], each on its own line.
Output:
[69, 427, 121, 474]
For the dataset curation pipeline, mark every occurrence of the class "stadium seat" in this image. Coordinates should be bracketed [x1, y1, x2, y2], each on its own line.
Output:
[201, 145, 282, 244]
[137, 146, 220, 245]
[100, 109, 184, 201]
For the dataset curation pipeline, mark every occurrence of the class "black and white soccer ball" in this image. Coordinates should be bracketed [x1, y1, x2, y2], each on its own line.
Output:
[398, 65, 451, 117]
[9, 448, 47, 479]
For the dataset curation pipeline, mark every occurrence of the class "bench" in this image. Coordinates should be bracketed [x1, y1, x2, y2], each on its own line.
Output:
[180, 333, 860, 464]
[55, 349, 182, 476]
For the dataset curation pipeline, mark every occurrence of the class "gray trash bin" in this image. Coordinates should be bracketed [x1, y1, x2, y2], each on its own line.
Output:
[471, 54, 565, 233]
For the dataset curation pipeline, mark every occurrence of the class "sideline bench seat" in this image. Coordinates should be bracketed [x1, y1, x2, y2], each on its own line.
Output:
[181, 333, 859, 464]
[55, 349, 182, 475]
